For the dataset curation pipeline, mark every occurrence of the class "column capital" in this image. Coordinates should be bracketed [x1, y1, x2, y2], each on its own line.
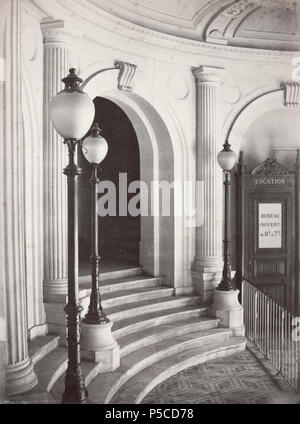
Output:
[192, 66, 225, 84]
[40, 18, 72, 46]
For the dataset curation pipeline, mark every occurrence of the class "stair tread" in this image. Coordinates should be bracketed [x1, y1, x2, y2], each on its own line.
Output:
[119, 328, 231, 369]
[80, 275, 161, 289]
[45, 289, 176, 314]
[101, 276, 161, 287]
[112, 305, 209, 334]
[88, 336, 246, 403]
[112, 337, 247, 404]
[106, 295, 199, 316]
[28, 335, 59, 357]
[33, 347, 67, 391]
[118, 317, 220, 352]
[101, 286, 173, 301]
[79, 267, 143, 285]
[88, 329, 231, 400]
[49, 276, 162, 304]
[100, 267, 142, 278]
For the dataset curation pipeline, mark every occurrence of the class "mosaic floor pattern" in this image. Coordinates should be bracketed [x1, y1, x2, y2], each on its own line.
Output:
[143, 345, 299, 404]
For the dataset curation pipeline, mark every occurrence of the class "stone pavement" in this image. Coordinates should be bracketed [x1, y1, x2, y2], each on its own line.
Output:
[143, 345, 300, 404]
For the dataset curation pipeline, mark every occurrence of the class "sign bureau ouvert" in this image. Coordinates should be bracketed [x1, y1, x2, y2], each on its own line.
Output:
[253, 176, 289, 185]
[258, 203, 282, 249]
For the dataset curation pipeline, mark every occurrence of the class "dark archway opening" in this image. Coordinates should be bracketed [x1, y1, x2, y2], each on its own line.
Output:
[78, 97, 141, 275]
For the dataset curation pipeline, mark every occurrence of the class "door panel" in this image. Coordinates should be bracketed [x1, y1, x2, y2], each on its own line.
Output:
[246, 194, 291, 306]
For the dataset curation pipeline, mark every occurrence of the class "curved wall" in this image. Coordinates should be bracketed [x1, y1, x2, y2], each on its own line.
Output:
[19, 0, 300, 311]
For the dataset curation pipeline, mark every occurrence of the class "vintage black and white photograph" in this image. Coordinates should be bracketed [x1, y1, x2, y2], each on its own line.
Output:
[1, 0, 300, 408]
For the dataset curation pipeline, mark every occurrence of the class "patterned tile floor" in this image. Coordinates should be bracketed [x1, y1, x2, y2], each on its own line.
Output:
[143, 345, 300, 404]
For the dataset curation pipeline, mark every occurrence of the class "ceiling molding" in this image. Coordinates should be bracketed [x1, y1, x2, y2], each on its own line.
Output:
[31, 0, 300, 60]
[204, 0, 300, 50]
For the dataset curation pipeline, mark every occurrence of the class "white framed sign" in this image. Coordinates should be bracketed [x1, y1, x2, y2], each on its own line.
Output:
[258, 203, 282, 249]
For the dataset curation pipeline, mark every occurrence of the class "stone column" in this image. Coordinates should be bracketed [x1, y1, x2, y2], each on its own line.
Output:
[0, 0, 37, 395]
[192, 66, 224, 304]
[41, 20, 71, 300]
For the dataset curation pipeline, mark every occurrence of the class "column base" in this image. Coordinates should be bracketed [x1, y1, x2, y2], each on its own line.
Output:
[192, 269, 222, 305]
[6, 358, 38, 396]
[211, 289, 245, 336]
[43, 278, 68, 302]
[81, 322, 120, 372]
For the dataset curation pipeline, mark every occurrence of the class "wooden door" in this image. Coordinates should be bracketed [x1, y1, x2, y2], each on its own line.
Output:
[245, 193, 292, 307]
[238, 157, 296, 312]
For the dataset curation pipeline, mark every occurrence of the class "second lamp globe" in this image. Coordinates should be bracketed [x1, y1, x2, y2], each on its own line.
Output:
[82, 123, 108, 164]
[217, 140, 237, 171]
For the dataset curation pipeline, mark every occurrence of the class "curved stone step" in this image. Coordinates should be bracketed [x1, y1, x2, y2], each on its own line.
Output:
[45, 296, 200, 345]
[81, 276, 162, 296]
[87, 328, 231, 404]
[112, 306, 209, 339]
[44, 267, 145, 304]
[113, 337, 247, 404]
[29, 335, 60, 366]
[47, 296, 202, 329]
[79, 266, 143, 286]
[46, 276, 159, 306]
[45, 288, 181, 326]
[100, 276, 162, 294]
[107, 296, 200, 323]
[118, 318, 220, 358]
[33, 347, 67, 392]
[81, 287, 174, 310]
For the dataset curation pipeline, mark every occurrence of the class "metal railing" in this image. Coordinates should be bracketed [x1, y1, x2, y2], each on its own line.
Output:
[242, 278, 300, 391]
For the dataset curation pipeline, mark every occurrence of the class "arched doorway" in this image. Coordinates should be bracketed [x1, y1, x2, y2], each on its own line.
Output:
[78, 97, 141, 274]
[79, 71, 190, 289]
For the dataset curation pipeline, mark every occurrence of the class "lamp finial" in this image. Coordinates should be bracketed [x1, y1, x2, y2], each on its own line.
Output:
[62, 68, 83, 91]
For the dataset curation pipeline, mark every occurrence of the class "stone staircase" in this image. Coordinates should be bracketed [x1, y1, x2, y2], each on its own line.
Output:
[10, 267, 246, 404]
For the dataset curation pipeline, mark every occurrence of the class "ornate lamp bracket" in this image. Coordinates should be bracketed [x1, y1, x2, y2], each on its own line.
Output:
[80, 60, 137, 92]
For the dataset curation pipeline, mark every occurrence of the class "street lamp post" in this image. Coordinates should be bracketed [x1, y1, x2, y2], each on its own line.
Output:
[49, 68, 95, 404]
[81, 123, 109, 325]
[212, 140, 244, 336]
[217, 140, 237, 291]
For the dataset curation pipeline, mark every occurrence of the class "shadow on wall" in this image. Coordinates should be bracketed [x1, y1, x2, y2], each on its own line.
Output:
[240, 108, 300, 171]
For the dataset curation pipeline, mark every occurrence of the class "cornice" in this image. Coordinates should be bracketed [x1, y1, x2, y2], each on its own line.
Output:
[33, 0, 300, 63]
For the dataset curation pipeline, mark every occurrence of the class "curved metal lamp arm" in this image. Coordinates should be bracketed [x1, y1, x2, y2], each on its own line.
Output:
[80, 67, 119, 90]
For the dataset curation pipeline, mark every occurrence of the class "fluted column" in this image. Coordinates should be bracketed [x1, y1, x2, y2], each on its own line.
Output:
[41, 20, 71, 300]
[192, 66, 224, 304]
[0, 0, 37, 395]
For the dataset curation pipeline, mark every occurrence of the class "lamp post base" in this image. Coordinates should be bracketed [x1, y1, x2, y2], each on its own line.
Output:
[61, 369, 88, 404]
[211, 289, 245, 336]
[81, 322, 120, 372]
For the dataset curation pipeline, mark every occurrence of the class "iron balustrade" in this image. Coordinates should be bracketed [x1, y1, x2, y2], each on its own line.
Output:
[242, 277, 300, 391]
